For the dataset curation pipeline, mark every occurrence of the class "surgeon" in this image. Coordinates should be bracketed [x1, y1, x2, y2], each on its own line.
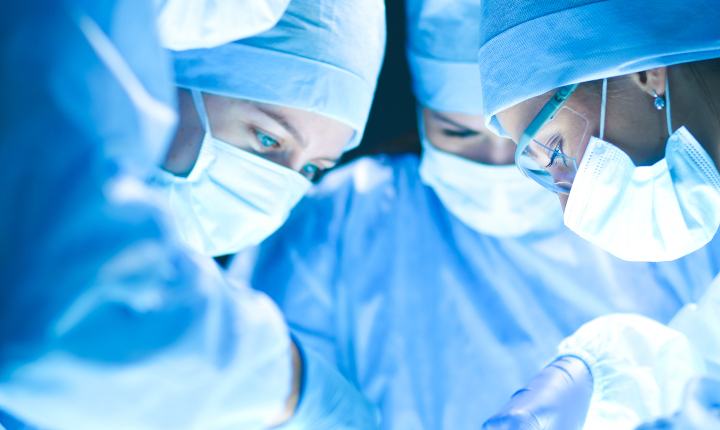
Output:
[228, 0, 720, 428]
[148, 0, 386, 258]
[0, 1, 380, 429]
[476, 1, 720, 429]
[478, 0, 720, 263]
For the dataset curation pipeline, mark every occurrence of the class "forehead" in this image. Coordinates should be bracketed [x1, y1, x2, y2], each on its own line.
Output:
[425, 108, 485, 130]
[495, 90, 556, 142]
[266, 102, 354, 157]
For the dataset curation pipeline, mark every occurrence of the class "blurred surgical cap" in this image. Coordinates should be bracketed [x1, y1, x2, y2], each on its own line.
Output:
[406, 0, 483, 115]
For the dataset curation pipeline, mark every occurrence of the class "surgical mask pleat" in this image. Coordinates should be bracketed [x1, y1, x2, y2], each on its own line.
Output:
[148, 92, 311, 256]
[564, 128, 720, 262]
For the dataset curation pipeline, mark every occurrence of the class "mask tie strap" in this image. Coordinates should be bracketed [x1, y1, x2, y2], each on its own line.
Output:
[600, 78, 607, 140]
[665, 77, 673, 136]
[190, 90, 213, 136]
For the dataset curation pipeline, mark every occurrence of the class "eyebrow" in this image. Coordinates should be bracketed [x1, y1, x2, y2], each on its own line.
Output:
[430, 111, 481, 134]
[257, 106, 307, 147]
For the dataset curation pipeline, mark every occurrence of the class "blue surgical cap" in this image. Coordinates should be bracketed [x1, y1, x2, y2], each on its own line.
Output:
[173, 0, 386, 151]
[479, 0, 720, 137]
[406, 0, 483, 115]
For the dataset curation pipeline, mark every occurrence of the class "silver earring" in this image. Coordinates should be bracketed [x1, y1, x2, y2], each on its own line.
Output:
[652, 90, 665, 110]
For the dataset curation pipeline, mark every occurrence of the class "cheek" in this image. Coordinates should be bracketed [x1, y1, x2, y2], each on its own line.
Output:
[602, 104, 667, 166]
[574, 138, 591, 166]
[213, 123, 257, 153]
[569, 114, 600, 165]
[425, 128, 455, 152]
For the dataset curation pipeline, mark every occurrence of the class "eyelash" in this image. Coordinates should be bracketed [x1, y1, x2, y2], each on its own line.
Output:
[544, 133, 566, 168]
[302, 164, 325, 181]
[442, 129, 479, 138]
[255, 130, 325, 181]
[255, 130, 280, 149]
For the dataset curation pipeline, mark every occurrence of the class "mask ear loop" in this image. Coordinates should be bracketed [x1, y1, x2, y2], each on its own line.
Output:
[599, 78, 608, 141]
[190, 90, 213, 136]
[665, 77, 673, 136]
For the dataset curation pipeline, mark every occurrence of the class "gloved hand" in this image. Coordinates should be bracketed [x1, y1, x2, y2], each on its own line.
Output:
[274, 344, 380, 430]
[636, 377, 720, 430]
[482, 356, 593, 430]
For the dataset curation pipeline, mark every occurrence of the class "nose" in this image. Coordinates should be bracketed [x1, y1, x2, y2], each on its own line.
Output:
[548, 164, 576, 194]
[260, 148, 307, 174]
[558, 192, 569, 212]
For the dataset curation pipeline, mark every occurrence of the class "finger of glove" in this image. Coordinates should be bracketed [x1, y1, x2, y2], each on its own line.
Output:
[481, 408, 542, 430]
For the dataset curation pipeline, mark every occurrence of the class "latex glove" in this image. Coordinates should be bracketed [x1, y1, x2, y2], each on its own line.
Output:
[482, 356, 593, 430]
[556, 314, 707, 430]
[636, 377, 720, 430]
[275, 345, 380, 430]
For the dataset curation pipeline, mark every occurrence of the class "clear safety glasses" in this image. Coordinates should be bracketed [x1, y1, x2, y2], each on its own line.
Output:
[514, 84, 590, 194]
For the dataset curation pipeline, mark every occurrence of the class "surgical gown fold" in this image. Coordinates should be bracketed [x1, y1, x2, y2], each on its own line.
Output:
[0, 1, 295, 429]
[237, 154, 720, 430]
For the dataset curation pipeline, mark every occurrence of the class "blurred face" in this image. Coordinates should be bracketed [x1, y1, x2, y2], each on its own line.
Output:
[164, 89, 354, 180]
[422, 106, 515, 165]
[497, 70, 673, 208]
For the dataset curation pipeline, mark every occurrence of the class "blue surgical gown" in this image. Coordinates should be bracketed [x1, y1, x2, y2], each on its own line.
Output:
[240, 154, 720, 430]
[0, 1, 294, 428]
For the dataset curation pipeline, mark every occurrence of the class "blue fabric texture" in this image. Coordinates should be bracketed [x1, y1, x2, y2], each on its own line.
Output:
[241, 154, 720, 429]
[173, 0, 386, 150]
[0, 410, 40, 430]
[406, 0, 483, 114]
[276, 342, 379, 430]
[478, 0, 720, 137]
[0, 1, 296, 428]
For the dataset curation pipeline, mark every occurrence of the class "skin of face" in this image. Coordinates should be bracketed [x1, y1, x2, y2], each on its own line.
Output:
[422, 106, 516, 165]
[163, 89, 354, 179]
[496, 63, 720, 209]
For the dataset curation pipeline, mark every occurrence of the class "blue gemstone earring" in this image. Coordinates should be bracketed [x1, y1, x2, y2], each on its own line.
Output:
[652, 90, 666, 110]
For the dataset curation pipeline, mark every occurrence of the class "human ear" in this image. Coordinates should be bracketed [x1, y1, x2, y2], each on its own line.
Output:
[629, 67, 668, 97]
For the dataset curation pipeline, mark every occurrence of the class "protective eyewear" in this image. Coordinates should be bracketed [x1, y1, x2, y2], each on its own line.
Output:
[514, 84, 590, 194]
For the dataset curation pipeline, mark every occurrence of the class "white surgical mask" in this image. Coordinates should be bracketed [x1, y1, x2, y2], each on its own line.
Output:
[149, 90, 311, 256]
[418, 111, 563, 237]
[564, 79, 720, 261]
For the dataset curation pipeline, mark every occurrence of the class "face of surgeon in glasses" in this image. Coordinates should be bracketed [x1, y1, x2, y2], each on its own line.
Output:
[163, 89, 354, 181]
[422, 106, 516, 165]
[496, 69, 679, 209]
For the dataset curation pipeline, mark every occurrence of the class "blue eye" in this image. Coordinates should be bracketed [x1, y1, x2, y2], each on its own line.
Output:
[302, 164, 319, 176]
[256, 130, 278, 147]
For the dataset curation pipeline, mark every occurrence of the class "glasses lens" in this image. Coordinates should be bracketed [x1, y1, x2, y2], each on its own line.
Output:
[517, 107, 589, 194]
